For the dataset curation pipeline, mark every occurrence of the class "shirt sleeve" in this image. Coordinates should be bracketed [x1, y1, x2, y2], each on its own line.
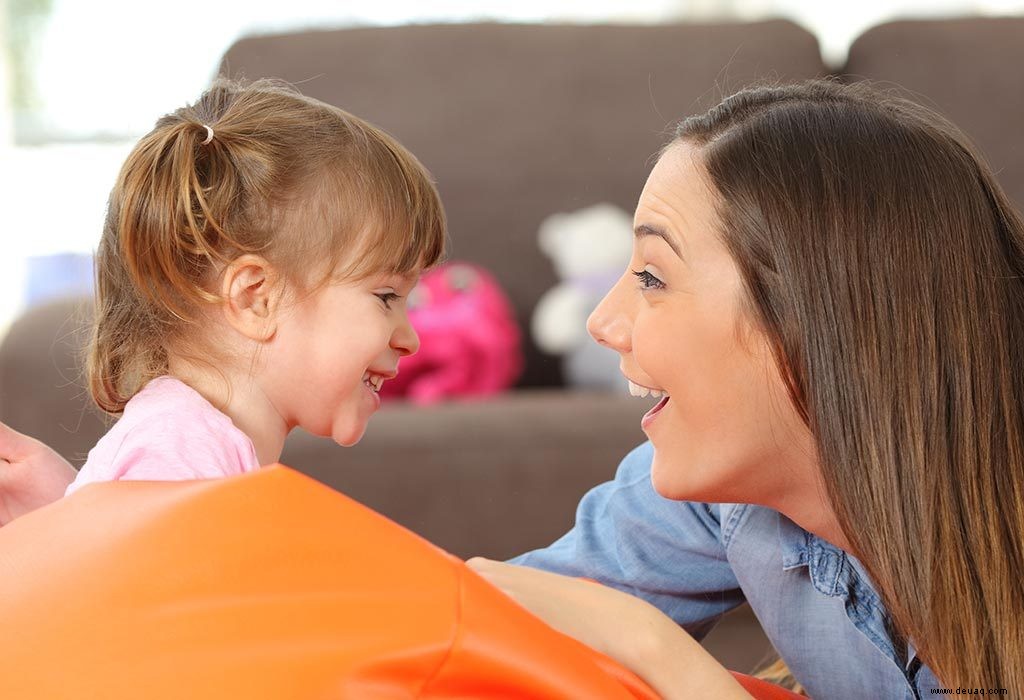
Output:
[507, 441, 746, 639]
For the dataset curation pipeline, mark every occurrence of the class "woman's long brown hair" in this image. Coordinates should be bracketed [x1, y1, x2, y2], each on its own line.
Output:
[88, 78, 446, 413]
[676, 80, 1024, 690]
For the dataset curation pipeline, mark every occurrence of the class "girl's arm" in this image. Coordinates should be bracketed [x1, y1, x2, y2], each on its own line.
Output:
[0, 422, 75, 524]
[467, 557, 753, 699]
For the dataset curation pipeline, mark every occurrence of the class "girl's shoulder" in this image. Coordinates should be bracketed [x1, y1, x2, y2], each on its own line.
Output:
[66, 376, 260, 496]
[128, 375, 221, 417]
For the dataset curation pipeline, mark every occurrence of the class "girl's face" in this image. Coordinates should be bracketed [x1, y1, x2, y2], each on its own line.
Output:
[266, 269, 420, 447]
[588, 142, 815, 504]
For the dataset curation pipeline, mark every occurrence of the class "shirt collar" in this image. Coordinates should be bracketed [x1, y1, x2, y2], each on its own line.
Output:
[775, 510, 917, 672]
[777, 512, 877, 600]
[777, 512, 812, 570]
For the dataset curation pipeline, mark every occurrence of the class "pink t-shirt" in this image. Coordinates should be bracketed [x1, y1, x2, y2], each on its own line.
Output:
[66, 376, 261, 496]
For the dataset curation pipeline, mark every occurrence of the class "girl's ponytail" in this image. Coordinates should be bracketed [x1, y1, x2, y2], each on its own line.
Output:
[118, 120, 224, 317]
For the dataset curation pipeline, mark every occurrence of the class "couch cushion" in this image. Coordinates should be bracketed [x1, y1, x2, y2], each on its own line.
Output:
[221, 21, 827, 386]
[843, 17, 1024, 214]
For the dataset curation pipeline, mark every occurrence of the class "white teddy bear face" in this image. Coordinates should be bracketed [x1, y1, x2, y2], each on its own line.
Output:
[538, 203, 634, 280]
[532, 203, 635, 370]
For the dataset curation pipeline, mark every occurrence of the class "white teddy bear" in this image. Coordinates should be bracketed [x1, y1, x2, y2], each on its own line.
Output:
[531, 203, 633, 390]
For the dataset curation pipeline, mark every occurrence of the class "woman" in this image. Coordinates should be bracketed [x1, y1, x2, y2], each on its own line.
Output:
[471, 79, 1024, 696]
[3, 79, 1022, 696]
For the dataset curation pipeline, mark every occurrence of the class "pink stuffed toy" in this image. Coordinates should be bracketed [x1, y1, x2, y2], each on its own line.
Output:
[379, 262, 522, 404]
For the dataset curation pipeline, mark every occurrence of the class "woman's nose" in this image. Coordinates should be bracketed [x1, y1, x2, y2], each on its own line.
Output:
[587, 276, 632, 354]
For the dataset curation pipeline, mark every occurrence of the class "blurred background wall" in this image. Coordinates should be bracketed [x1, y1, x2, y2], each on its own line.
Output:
[0, 0, 1022, 332]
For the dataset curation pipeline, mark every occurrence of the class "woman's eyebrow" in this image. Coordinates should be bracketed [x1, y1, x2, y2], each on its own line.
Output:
[635, 224, 684, 259]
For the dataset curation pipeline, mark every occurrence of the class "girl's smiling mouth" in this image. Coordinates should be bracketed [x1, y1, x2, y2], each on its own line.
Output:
[361, 368, 397, 409]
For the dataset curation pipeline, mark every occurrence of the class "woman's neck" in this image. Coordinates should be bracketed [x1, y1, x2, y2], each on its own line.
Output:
[773, 481, 856, 556]
[746, 419, 857, 557]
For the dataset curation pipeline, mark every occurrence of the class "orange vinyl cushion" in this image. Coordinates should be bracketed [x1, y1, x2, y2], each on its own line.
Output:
[0, 465, 802, 699]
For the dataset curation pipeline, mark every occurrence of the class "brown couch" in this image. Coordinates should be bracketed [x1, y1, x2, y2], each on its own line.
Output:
[3, 16, 1023, 675]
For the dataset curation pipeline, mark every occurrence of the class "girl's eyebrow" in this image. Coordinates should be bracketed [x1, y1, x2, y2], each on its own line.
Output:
[635, 224, 684, 259]
[378, 270, 417, 283]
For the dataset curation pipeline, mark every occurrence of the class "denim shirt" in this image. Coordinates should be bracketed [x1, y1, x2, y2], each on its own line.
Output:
[509, 442, 943, 699]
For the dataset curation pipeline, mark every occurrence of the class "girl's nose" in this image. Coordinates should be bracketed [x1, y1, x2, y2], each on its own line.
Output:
[392, 316, 420, 357]
[587, 276, 632, 355]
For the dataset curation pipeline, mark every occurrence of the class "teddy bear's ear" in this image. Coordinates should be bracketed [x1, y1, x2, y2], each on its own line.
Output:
[538, 214, 566, 258]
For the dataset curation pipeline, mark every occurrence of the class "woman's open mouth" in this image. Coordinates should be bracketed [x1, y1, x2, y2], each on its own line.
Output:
[627, 379, 670, 429]
[642, 395, 670, 429]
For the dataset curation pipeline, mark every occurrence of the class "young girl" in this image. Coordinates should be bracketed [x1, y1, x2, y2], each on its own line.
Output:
[63, 78, 445, 495]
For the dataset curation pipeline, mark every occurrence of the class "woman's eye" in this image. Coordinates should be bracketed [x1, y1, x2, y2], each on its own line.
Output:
[631, 268, 665, 291]
[375, 292, 401, 309]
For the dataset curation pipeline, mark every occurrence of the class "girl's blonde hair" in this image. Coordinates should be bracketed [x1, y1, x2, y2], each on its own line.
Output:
[677, 79, 1024, 690]
[88, 78, 446, 414]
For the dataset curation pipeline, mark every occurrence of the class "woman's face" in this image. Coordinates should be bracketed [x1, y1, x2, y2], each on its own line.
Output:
[588, 142, 815, 503]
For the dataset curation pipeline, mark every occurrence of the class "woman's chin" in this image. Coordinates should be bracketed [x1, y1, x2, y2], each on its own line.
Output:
[650, 452, 681, 499]
[650, 449, 712, 501]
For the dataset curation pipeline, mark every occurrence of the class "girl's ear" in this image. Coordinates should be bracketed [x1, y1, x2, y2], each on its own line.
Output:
[220, 255, 284, 342]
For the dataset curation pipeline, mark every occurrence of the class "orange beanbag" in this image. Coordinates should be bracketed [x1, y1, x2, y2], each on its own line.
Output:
[0, 465, 801, 699]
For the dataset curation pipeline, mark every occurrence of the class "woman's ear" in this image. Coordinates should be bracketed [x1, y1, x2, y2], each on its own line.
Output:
[219, 255, 284, 342]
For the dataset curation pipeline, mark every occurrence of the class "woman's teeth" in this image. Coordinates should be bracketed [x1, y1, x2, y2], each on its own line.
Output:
[363, 372, 385, 392]
[628, 379, 669, 399]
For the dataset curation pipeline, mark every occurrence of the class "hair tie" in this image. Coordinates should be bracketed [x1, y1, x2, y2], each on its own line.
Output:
[201, 125, 214, 145]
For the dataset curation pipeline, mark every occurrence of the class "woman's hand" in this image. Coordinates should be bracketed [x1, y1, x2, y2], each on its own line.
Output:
[0, 422, 76, 525]
[466, 558, 752, 699]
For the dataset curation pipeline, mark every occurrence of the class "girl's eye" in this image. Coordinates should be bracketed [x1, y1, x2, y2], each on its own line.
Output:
[631, 268, 665, 291]
[375, 292, 401, 309]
